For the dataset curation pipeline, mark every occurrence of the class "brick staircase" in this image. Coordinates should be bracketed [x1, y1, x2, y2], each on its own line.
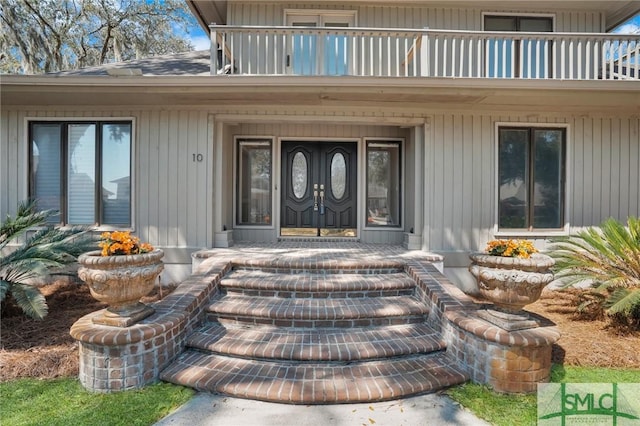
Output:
[160, 260, 468, 404]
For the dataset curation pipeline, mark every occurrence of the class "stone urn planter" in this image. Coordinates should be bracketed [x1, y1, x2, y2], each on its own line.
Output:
[78, 249, 164, 327]
[469, 252, 555, 330]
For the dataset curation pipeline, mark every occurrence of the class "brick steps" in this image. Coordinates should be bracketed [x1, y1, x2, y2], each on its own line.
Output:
[161, 264, 469, 403]
[220, 271, 415, 298]
[187, 323, 445, 361]
[160, 351, 468, 404]
[208, 294, 429, 327]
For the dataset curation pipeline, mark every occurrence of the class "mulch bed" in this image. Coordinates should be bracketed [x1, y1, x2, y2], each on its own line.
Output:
[1, 282, 638, 382]
[0, 279, 174, 381]
[528, 289, 640, 368]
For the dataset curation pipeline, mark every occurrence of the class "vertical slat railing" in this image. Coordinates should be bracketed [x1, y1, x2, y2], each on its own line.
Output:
[208, 25, 639, 80]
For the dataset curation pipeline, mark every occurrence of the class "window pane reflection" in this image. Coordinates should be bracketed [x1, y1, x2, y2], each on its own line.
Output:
[498, 127, 565, 230]
[367, 142, 401, 227]
[238, 140, 272, 225]
[67, 124, 95, 224]
[32, 124, 61, 223]
[533, 130, 563, 228]
[102, 124, 131, 225]
[499, 129, 529, 228]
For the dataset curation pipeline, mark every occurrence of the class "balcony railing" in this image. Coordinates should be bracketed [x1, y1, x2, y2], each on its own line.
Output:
[210, 25, 639, 80]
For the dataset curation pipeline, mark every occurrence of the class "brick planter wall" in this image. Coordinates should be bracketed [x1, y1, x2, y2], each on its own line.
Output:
[444, 312, 560, 393]
[70, 260, 231, 392]
[407, 260, 561, 394]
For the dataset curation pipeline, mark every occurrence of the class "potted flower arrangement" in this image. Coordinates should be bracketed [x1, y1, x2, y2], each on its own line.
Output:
[77, 231, 164, 327]
[469, 239, 554, 330]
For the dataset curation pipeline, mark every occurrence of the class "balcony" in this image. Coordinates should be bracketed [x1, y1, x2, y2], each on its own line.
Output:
[210, 25, 639, 80]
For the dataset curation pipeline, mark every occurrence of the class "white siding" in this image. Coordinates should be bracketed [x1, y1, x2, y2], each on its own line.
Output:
[0, 109, 214, 252]
[228, 3, 603, 32]
[424, 112, 640, 261]
[1, 107, 638, 277]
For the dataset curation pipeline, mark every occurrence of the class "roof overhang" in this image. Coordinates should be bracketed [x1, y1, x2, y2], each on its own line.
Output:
[186, 0, 227, 31]
[185, 1, 639, 33]
[2, 75, 639, 115]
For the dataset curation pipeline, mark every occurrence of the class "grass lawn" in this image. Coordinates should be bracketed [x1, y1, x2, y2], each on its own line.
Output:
[0, 378, 194, 426]
[2, 366, 639, 426]
[446, 364, 640, 426]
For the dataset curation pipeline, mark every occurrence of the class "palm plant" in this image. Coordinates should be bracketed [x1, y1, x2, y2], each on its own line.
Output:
[0, 201, 96, 319]
[551, 217, 640, 323]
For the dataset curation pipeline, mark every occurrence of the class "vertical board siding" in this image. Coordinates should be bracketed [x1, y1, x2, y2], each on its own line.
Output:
[426, 113, 640, 253]
[1, 108, 637, 254]
[0, 108, 213, 250]
[235, 123, 405, 138]
[228, 3, 602, 32]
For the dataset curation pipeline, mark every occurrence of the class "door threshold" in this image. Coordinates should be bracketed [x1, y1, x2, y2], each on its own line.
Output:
[278, 236, 360, 242]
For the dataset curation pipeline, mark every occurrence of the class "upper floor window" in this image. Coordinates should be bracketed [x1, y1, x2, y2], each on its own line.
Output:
[30, 121, 132, 226]
[484, 14, 553, 78]
[498, 127, 565, 231]
[285, 10, 356, 76]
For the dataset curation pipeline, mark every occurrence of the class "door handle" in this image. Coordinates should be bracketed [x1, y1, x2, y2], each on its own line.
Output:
[313, 183, 319, 211]
[319, 184, 325, 215]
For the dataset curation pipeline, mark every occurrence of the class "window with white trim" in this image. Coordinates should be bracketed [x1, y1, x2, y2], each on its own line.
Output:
[29, 121, 132, 226]
[498, 127, 565, 230]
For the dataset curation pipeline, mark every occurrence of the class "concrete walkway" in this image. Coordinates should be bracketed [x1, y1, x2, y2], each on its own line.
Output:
[155, 392, 489, 426]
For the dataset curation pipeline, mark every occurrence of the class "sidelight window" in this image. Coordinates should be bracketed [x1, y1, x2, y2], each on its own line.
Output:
[366, 141, 401, 227]
[236, 139, 273, 226]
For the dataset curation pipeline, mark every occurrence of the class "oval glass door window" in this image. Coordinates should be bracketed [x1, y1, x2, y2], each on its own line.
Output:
[292, 152, 307, 199]
[331, 153, 346, 199]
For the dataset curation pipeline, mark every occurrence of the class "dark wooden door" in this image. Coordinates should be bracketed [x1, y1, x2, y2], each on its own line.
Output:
[281, 142, 357, 236]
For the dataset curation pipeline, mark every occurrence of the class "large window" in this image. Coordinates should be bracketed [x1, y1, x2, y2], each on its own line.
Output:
[498, 127, 565, 230]
[29, 121, 132, 226]
[485, 15, 553, 78]
[366, 141, 401, 227]
[236, 139, 272, 226]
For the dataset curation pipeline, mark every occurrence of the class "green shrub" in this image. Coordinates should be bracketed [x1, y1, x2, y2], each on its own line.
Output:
[552, 217, 640, 328]
[0, 201, 96, 319]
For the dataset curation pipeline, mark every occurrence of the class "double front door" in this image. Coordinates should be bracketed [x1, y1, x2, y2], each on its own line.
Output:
[281, 142, 357, 237]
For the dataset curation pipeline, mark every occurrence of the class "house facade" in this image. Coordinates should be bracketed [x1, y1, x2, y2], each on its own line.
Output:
[1, 1, 639, 291]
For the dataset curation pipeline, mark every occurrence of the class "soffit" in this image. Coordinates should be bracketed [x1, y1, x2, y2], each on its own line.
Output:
[186, 1, 639, 32]
[186, 0, 227, 30]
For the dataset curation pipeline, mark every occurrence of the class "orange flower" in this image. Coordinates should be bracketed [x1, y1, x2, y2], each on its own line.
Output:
[98, 231, 154, 256]
[485, 239, 537, 258]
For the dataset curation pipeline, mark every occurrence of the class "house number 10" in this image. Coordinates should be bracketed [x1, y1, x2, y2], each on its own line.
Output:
[192, 153, 203, 162]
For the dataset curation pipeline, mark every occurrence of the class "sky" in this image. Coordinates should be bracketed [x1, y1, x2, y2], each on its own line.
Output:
[613, 13, 640, 34]
[185, 22, 209, 50]
[184, 12, 640, 50]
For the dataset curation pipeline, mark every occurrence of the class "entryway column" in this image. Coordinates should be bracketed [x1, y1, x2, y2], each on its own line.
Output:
[405, 121, 426, 250]
[213, 118, 233, 247]
[421, 118, 431, 252]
